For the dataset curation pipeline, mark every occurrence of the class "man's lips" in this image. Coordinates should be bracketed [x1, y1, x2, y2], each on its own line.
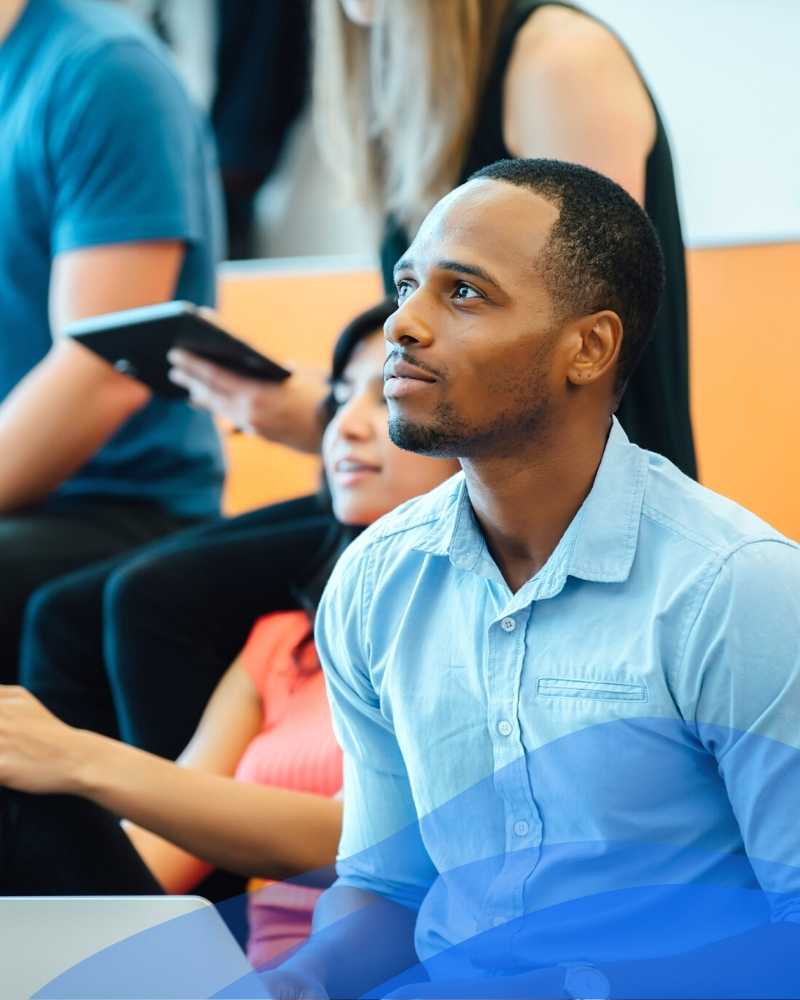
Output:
[384, 357, 439, 399]
[384, 358, 438, 382]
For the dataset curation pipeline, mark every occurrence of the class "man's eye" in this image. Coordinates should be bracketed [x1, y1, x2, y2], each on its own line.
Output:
[453, 283, 481, 300]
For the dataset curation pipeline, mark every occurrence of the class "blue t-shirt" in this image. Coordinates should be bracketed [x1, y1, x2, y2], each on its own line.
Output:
[0, 0, 225, 517]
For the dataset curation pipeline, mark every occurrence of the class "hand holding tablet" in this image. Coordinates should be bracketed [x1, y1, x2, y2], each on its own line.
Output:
[64, 300, 291, 400]
[64, 300, 329, 451]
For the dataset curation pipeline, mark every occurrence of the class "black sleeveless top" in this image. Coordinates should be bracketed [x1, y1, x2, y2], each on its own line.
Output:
[380, 0, 697, 478]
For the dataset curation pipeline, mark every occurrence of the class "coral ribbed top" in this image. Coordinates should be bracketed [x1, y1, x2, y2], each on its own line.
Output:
[232, 610, 343, 971]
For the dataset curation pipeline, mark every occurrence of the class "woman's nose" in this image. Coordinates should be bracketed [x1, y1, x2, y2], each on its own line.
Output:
[333, 392, 374, 441]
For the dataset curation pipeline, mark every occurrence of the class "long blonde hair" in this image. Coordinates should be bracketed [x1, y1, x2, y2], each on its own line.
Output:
[312, 0, 513, 233]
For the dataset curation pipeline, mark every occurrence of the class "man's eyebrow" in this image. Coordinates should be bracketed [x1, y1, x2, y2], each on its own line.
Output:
[393, 256, 503, 290]
[437, 259, 503, 289]
[393, 257, 413, 280]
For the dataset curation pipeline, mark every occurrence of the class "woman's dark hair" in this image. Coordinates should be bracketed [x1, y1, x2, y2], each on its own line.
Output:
[289, 297, 396, 669]
[322, 297, 398, 422]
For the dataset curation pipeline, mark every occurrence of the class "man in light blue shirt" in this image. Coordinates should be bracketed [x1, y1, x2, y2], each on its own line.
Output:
[269, 160, 800, 1000]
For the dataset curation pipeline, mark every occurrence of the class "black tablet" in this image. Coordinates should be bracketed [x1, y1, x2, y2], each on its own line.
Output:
[65, 300, 291, 399]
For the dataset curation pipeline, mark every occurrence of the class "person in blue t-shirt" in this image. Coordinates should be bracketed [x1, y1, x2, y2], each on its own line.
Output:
[0, 0, 225, 679]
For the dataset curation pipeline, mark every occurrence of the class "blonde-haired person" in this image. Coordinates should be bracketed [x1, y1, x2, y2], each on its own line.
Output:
[0, 300, 460, 971]
[172, 0, 695, 480]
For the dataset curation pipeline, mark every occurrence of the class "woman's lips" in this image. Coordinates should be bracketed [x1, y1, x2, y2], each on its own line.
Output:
[332, 458, 381, 485]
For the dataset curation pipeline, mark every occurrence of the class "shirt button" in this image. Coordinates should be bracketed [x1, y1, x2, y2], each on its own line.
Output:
[562, 964, 611, 1000]
[497, 720, 513, 737]
[513, 820, 530, 837]
[500, 617, 516, 632]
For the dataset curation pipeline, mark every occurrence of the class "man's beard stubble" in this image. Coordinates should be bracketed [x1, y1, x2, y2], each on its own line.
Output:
[388, 348, 556, 461]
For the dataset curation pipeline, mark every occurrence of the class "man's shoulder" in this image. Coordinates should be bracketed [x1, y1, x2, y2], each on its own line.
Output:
[641, 449, 798, 567]
[334, 473, 464, 569]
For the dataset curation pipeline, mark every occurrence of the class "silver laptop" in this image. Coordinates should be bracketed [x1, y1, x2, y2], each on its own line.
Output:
[0, 895, 264, 999]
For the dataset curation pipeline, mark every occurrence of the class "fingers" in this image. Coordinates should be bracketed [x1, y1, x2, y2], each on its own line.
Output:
[0, 684, 31, 704]
[167, 351, 249, 420]
[167, 365, 216, 405]
[167, 349, 242, 394]
[0, 686, 44, 722]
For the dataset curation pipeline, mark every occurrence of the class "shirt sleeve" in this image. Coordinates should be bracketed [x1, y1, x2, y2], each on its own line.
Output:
[46, 39, 212, 254]
[679, 538, 800, 921]
[314, 539, 438, 911]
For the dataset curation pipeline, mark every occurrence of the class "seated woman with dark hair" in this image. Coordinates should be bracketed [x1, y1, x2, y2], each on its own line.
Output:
[0, 301, 459, 969]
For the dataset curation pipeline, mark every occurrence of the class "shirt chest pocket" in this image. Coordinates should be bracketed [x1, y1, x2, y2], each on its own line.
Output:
[536, 676, 648, 702]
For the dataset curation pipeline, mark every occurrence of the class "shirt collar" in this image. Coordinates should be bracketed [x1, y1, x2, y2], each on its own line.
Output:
[411, 417, 648, 589]
[567, 417, 648, 584]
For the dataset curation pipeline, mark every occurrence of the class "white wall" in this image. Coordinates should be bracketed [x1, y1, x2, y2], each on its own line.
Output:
[579, 0, 800, 247]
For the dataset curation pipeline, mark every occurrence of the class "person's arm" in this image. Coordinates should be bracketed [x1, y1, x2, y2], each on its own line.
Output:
[85, 734, 343, 881]
[0, 672, 341, 882]
[167, 346, 329, 453]
[503, 5, 656, 205]
[259, 541, 437, 998]
[678, 539, 800, 920]
[262, 882, 420, 1000]
[122, 651, 264, 892]
[261, 764, 431, 999]
[0, 241, 183, 513]
[0, 34, 223, 512]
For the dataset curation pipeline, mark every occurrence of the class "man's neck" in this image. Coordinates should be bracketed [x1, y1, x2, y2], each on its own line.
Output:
[462, 415, 612, 593]
[0, 0, 27, 45]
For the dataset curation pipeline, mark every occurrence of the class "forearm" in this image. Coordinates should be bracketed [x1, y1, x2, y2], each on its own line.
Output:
[75, 731, 341, 879]
[0, 342, 148, 511]
[122, 820, 212, 894]
[278, 883, 421, 998]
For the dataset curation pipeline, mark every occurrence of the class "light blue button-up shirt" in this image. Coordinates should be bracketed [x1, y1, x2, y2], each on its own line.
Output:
[315, 419, 800, 977]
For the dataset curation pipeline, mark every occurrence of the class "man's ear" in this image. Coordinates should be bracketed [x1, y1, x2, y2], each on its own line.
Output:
[565, 310, 622, 388]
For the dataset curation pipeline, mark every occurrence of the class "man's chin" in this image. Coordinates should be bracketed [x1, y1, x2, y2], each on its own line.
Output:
[388, 416, 461, 458]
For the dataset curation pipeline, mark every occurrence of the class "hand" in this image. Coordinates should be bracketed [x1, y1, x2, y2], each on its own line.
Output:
[258, 969, 328, 1000]
[0, 686, 96, 795]
[167, 347, 329, 454]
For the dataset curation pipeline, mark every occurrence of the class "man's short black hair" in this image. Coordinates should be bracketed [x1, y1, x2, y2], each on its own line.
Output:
[468, 158, 665, 397]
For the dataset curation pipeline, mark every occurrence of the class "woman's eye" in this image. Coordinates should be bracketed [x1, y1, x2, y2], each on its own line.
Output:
[453, 283, 481, 301]
[395, 280, 413, 303]
[331, 383, 351, 405]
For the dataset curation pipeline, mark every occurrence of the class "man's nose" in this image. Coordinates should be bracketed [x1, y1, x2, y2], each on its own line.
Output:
[384, 293, 434, 349]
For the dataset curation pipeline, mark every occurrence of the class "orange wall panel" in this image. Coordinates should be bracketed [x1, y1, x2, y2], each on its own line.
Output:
[687, 243, 799, 540]
[217, 265, 383, 514]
